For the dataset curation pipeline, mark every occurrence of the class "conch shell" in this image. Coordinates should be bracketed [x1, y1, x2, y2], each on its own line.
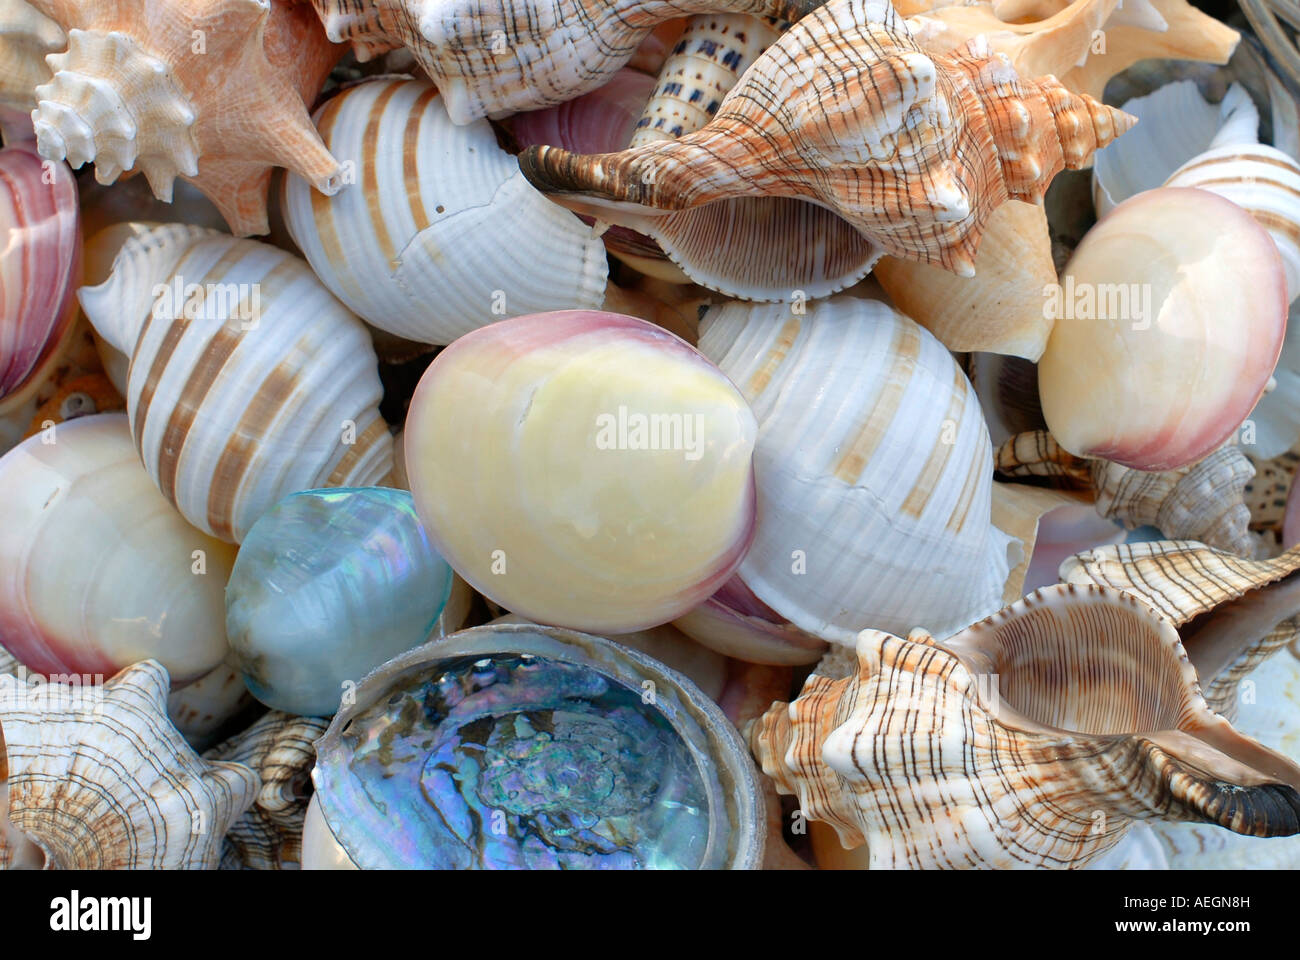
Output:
[751, 584, 1300, 869]
[1060, 540, 1300, 716]
[307, 0, 822, 124]
[0, 660, 259, 869]
[28, 0, 345, 236]
[519, 0, 1135, 295]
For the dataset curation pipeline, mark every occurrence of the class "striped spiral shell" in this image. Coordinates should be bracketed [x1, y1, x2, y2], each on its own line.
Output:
[283, 78, 608, 345]
[698, 297, 1016, 643]
[0, 660, 260, 869]
[519, 0, 1135, 295]
[78, 224, 393, 543]
[751, 584, 1300, 869]
[308, 0, 824, 124]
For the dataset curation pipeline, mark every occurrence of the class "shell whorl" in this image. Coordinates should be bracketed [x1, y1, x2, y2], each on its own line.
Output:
[34, 29, 200, 198]
[519, 0, 1135, 275]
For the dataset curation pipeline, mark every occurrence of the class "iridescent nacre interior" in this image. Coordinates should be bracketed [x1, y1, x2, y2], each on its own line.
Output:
[332, 652, 711, 869]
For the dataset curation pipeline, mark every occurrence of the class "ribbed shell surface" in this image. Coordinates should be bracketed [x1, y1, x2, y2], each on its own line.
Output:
[697, 297, 1014, 642]
[282, 78, 608, 345]
[79, 225, 392, 543]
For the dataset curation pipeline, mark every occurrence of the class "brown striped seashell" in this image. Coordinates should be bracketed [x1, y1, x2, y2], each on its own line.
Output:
[0, 660, 260, 869]
[28, 0, 345, 236]
[519, 0, 1135, 299]
[307, 0, 822, 124]
[1061, 540, 1300, 715]
[995, 430, 1258, 556]
[205, 711, 329, 871]
[77, 223, 394, 543]
[751, 584, 1300, 869]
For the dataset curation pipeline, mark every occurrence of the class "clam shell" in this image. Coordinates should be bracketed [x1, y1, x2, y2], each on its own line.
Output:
[312, 623, 766, 869]
[0, 413, 236, 683]
[78, 224, 393, 543]
[698, 296, 1017, 643]
[0, 660, 259, 869]
[29, 0, 344, 236]
[283, 78, 608, 345]
[751, 584, 1300, 869]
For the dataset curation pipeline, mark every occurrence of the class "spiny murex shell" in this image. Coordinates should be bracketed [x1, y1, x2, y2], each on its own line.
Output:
[78, 223, 393, 542]
[308, 0, 823, 124]
[0, 660, 259, 869]
[29, 0, 344, 236]
[519, 0, 1135, 285]
[752, 584, 1300, 869]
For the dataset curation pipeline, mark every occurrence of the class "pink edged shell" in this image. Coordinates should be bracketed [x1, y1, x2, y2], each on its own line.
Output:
[1039, 187, 1288, 471]
[0, 141, 80, 406]
[403, 310, 758, 634]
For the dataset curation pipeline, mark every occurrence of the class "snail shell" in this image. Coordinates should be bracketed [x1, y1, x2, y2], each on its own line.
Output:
[404, 310, 757, 634]
[78, 223, 393, 543]
[0, 660, 260, 869]
[698, 296, 1017, 643]
[283, 78, 608, 345]
[752, 584, 1300, 869]
[0, 413, 236, 683]
[29, 0, 344, 236]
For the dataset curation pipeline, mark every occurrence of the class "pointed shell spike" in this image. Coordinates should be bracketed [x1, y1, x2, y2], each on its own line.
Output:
[0, 660, 260, 869]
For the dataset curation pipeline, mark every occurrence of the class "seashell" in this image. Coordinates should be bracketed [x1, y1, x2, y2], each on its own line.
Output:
[0, 0, 62, 134]
[282, 78, 608, 346]
[1149, 646, 1300, 869]
[1038, 188, 1287, 471]
[751, 584, 1300, 869]
[0, 143, 80, 410]
[312, 623, 766, 868]
[518, 0, 1135, 298]
[698, 296, 1017, 644]
[1246, 301, 1300, 460]
[672, 577, 828, 666]
[300, 793, 359, 870]
[0, 315, 105, 458]
[1085, 822, 1170, 870]
[906, 0, 1238, 100]
[166, 660, 262, 753]
[78, 223, 394, 543]
[306, 0, 820, 124]
[0, 413, 236, 683]
[629, 14, 781, 147]
[1165, 144, 1300, 303]
[0, 660, 260, 868]
[404, 310, 757, 635]
[1246, 447, 1300, 540]
[205, 711, 329, 870]
[226, 487, 467, 717]
[1060, 540, 1300, 715]
[1092, 81, 1259, 218]
[967, 353, 1047, 450]
[29, 0, 345, 236]
[992, 483, 1120, 599]
[872, 200, 1057, 360]
[1089, 446, 1257, 557]
[20, 371, 123, 439]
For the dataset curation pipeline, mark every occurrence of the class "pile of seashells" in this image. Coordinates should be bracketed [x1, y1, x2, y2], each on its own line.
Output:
[2, 0, 1300, 871]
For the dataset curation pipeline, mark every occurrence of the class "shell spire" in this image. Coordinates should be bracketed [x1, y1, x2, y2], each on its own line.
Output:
[519, 0, 1136, 277]
[28, 0, 344, 236]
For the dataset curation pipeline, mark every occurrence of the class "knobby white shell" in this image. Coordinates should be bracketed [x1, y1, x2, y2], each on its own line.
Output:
[283, 78, 608, 345]
[698, 297, 1017, 643]
[78, 223, 393, 542]
[0, 660, 259, 869]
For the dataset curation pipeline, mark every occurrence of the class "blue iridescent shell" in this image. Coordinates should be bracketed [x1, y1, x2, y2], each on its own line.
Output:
[312, 624, 765, 869]
[226, 487, 456, 716]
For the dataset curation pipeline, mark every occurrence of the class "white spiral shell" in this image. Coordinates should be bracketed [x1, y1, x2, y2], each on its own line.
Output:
[698, 296, 1017, 643]
[78, 223, 393, 543]
[283, 78, 608, 345]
